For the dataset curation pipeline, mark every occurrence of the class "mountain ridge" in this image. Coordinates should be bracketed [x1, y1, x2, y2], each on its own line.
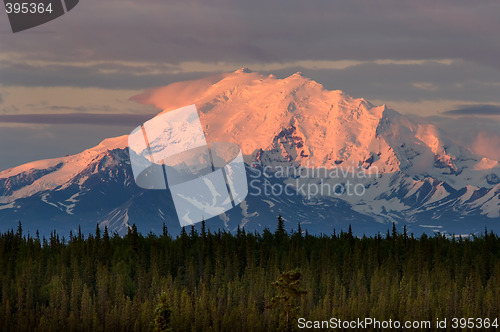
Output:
[1, 69, 499, 236]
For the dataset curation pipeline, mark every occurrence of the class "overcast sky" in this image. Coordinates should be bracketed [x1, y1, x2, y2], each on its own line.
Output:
[1, 0, 500, 170]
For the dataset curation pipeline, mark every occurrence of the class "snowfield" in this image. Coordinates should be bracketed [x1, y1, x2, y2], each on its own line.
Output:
[1, 69, 499, 236]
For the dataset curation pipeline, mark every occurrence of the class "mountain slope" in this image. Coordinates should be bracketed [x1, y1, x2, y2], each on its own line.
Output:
[1, 69, 499, 236]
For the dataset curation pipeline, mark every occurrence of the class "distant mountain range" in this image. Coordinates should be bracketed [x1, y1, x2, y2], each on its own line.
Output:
[1, 69, 499, 236]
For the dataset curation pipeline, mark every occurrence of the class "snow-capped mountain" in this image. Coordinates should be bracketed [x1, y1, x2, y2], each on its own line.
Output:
[1, 69, 499, 236]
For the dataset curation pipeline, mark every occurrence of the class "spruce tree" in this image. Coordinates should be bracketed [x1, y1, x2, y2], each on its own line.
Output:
[267, 268, 307, 331]
[153, 292, 172, 332]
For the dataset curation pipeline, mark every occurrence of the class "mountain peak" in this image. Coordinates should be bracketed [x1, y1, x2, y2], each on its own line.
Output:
[96, 135, 128, 150]
[234, 67, 253, 74]
[130, 70, 499, 186]
[2, 71, 500, 236]
[126, 71, 435, 170]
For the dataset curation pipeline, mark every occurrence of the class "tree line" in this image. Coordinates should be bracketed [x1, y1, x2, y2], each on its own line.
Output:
[0, 218, 499, 331]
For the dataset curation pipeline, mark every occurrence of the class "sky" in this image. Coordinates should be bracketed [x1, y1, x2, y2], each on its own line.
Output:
[1, 0, 500, 171]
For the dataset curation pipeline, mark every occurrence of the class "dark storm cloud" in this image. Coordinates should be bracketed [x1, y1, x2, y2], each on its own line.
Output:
[0, 113, 157, 126]
[443, 105, 500, 116]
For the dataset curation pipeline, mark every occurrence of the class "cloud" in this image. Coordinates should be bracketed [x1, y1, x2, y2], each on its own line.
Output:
[2, 58, 500, 107]
[411, 82, 439, 92]
[421, 115, 500, 161]
[129, 73, 224, 110]
[0, 113, 158, 126]
[24, 104, 112, 113]
[472, 131, 500, 161]
[264, 60, 500, 104]
[1, 0, 499, 68]
[443, 104, 500, 116]
[1, 0, 500, 107]
[0, 93, 3, 104]
[0, 59, 210, 89]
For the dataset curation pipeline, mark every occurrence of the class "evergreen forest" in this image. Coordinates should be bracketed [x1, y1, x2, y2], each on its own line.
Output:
[0, 218, 499, 331]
